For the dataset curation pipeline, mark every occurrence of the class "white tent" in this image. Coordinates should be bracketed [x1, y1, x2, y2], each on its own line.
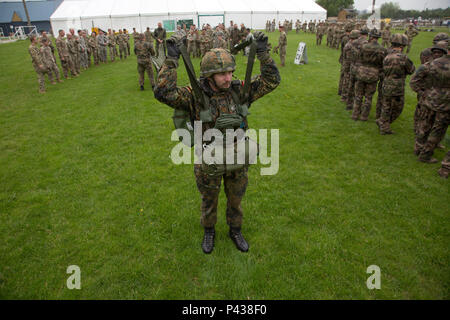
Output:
[50, 0, 326, 35]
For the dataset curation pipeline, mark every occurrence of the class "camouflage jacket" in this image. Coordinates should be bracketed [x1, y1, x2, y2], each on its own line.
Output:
[418, 54, 450, 112]
[40, 45, 56, 67]
[342, 39, 356, 69]
[405, 28, 419, 40]
[88, 36, 98, 49]
[134, 40, 155, 63]
[28, 44, 43, 67]
[419, 47, 433, 64]
[410, 61, 433, 103]
[153, 27, 166, 41]
[39, 36, 55, 54]
[381, 29, 390, 40]
[67, 38, 79, 55]
[97, 34, 108, 46]
[382, 47, 415, 96]
[154, 51, 281, 135]
[107, 33, 116, 46]
[278, 31, 287, 47]
[213, 38, 227, 49]
[356, 41, 386, 82]
[339, 34, 350, 64]
[230, 28, 240, 43]
[55, 36, 70, 57]
[117, 34, 127, 46]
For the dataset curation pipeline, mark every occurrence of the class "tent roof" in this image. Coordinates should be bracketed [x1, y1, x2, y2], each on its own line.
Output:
[50, 0, 87, 20]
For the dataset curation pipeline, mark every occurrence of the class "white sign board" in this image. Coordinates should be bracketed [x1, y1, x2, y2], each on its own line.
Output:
[294, 42, 308, 65]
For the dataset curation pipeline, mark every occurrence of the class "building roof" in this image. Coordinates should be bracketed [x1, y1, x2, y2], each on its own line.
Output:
[0, 0, 62, 23]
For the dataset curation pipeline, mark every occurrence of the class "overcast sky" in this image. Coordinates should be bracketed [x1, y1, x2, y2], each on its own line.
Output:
[354, 0, 449, 11]
[3, 0, 449, 11]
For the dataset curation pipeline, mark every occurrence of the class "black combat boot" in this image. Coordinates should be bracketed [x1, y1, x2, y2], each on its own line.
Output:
[201, 227, 215, 254]
[229, 227, 249, 252]
[140, 85, 144, 91]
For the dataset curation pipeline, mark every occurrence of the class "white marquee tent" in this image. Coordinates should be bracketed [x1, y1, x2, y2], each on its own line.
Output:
[50, 0, 326, 35]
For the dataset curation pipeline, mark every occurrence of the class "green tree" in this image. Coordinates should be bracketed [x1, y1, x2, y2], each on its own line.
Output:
[316, 0, 354, 18]
[380, 2, 401, 19]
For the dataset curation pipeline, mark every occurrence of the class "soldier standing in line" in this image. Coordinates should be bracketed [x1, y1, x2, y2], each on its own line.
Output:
[376, 34, 415, 135]
[97, 30, 108, 63]
[187, 27, 196, 58]
[88, 31, 99, 66]
[213, 33, 227, 50]
[78, 30, 88, 69]
[132, 27, 139, 45]
[295, 20, 300, 34]
[346, 28, 368, 111]
[404, 23, 419, 54]
[341, 30, 360, 105]
[134, 33, 155, 91]
[28, 35, 49, 93]
[273, 25, 287, 67]
[67, 33, 79, 74]
[154, 32, 280, 254]
[381, 25, 391, 48]
[69, 29, 81, 74]
[41, 37, 62, 84]
[39, 31, 56, 61]
[56, 29, 77, 78]
[124, 29, 130, 56]
[107, 29, 116, 62]
[230, 24, 240, 52]
[144, 27, 152, 44]
[351, 30, 386, 121]
[117, 29, 127, 60]
[410, 42, 448, 160]
[338, 24, 352, 97]
[153, 22, 167, 58]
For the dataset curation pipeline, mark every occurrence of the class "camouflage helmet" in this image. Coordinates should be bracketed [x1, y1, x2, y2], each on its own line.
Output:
[200, 48, 236, 78]
[360, 26, 369, 35]
[349, 30, 360, 39]
[431, 41, 448, 54]
[433, 32, 449, 44]
[369, 28, 381, 38]
[390, 33, 408, 46]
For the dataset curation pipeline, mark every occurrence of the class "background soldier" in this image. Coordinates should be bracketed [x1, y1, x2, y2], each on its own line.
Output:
[346, 28, 368, 111]
[39, 31, 55, 61]
[213, 33, 227, 49]
[88, 31, 99, 66]
[117, 29, 128, 60]
[381, 25, 391, 48]
[69, 29, 81, 74]
[404, 24, 419, 54]
[56, 29, 77, 78]
[78, 30, 88, 69]
[132, 27, 139, 44]
[154, 31, 280, 254]
[28, 35, 48, 93]
[153, 22, 167, 58]
[273, 25, 287, 67]
[144, 27, 153, 44]
[376, 34, 415, 135]
[341, 30, 360, 105]
[134, 33, 155, 91]
[97, 30, 108, 63]
[124, 29, 130, 55]
[338, 24, 352, 97]
[41, 37, 62, 84]
[316, 22, 324, 45]
[107, 29, 116, 62]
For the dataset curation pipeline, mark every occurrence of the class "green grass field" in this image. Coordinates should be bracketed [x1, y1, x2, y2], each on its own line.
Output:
[0, 28, 449, 299]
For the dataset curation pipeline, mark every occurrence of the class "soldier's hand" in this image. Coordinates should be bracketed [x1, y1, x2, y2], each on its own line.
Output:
[253, 31, 269, 53]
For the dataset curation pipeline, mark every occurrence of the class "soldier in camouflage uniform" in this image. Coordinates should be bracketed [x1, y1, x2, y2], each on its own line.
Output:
[55, 29, 78, 78]
[117, 29, 128, 60]
[346, 28, 368, 111]
[153, 22, 167, 58]
[438, 151, 450, 178]
[187, 27, 197, 58]
[134, 33, 155, 91]
[78, 30, 88, 69]
[411, 44, 449, 163]
[107, 29, 116, 62]
[316, 23, 324, 45]
[381, 25, 391, 48]
[67, 30, 81, 74]
[132, 28, 139, 45]
[338, 25, 352, 97]
[352, 29, 386, 121]
[88, 31, 99, 66]
[124, 29, 130, 55]
[340, 30, 360, 105]
[376, 34, 415, 135]
[41, 37, 62, 84]
[39, 31, 55, 61]
[154, 32, 280, 254]
[97, 30, 108, 63]
[404, 24, 419, 54]
[28, 35, 48, 93]
[273, 25, 287, 67]
[213, 33, 227, 50]
[144, 27, 152, 44]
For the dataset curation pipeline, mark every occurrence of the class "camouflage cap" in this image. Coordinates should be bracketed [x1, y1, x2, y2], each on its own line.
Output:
[200, 48, 236, 78]
[349, 30, 360, 39]
[431, 41, 448, 54]
[433, 32, 449, 44]
[391, 33, 408, 46]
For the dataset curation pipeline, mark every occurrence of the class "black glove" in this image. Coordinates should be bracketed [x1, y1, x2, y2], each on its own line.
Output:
[166, 38, 181, 60]
[253, 31, 269, 54]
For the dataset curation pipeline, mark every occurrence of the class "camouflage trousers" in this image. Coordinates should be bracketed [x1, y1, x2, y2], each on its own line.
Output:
[327, 35, 332, 46]
[316, 34, 323, 45]
[70, 52, 80, 73]
[194, 164, 248, 229]
[438, 151, 450, 178]
[119, 44, 127, 59]
[109, 45, 116, 61]
[346, 72, 357, 110]
[187, 41, 197, 58]
[352, 80, 378, 120]
[279, 46, 286, 66]
[417, 109, 449, 160]
[375, 79, 383, 119]
[99, 46, 107, 62]
[46, 62, 61, 82]
[381, 39, 390, 48]
[338, 63, 350, 96]
[79, 50, 89, 69]
[127, 42, 130, 55]
[200, 44, 208, 57]
[89, 48, 99, 65]
[406, 39, 413, 53]
[377, 95, 405, 133]
[33, 64, 48, 92]
[59, 55, 77, 78]
[137, 60, 155, 88]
